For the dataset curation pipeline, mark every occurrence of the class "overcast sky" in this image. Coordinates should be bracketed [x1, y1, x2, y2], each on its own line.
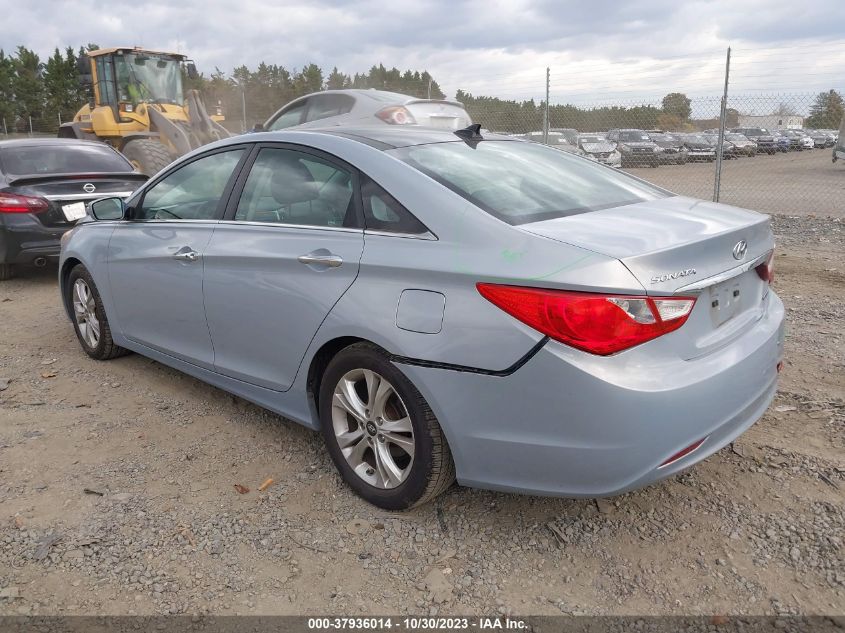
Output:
[2, 0, 843, 113]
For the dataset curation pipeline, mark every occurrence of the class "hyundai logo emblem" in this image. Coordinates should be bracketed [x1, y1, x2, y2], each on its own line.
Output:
[83, 183, 96, 193]
[732, 240, 748, 261]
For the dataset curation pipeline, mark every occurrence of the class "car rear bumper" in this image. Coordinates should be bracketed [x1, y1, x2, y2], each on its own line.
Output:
[398, 291, 785, 498]
[0, 215, 67, 265]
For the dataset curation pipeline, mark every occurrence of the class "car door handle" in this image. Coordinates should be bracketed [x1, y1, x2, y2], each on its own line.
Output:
[173, 250, 200, 262]
[297, 253, 343, 268]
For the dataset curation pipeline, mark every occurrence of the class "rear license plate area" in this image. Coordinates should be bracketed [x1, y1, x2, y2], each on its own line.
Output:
[62, 202, 87, 221]
[709, 279, 742, 326]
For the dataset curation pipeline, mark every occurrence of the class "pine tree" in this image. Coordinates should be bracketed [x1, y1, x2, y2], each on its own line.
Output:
[806, 89, 844, 129]
[0, 50, 15, 133]
[12, 47, 45, 133]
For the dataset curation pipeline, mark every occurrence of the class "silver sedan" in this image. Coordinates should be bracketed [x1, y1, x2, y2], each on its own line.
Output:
[60, 125, 784, 509]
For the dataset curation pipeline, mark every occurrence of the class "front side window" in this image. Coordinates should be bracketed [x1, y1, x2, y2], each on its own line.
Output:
[135, 149, 244, 220]
[393, 140, 668, 225]
[234, 148, 355, 228]
[268, 101, 307, 130]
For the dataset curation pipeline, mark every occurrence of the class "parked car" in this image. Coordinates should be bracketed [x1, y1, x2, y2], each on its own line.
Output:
[60, 125, 784, 509]
[731, 128, 778, 154]
[805, 129, 833, 149]
[606, 129, 660, 167]
[258, 89, 472, 132]
[724, 133, 757, 157]
[524, 131, 585, 156]
[0, 138, 146, 280]
[777, 129, 806, 151]
[551, 128, 579, 145]
[649, 133, 688, 165]
[577, 133, 622, 167]
[702, 133, 738, 159]
[679, 134, 716, 162]
[770, 131, 791, 153]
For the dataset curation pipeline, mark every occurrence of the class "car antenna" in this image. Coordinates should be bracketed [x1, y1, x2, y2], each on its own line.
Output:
[454, 123, 483, 146]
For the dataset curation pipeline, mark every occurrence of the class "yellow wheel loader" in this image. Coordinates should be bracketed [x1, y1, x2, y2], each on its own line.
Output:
[59, 47, 230, 175]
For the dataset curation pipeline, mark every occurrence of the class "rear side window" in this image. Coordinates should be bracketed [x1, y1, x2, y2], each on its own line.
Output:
[0, 144, 132, 176]
[360, 177, 428, 235]
[305, 94, 355, 123]
[393, 140, 667, 225]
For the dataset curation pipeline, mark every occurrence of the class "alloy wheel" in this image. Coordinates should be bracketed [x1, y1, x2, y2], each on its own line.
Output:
[72, 278, 100, 349]
[331, 368, 415, 489]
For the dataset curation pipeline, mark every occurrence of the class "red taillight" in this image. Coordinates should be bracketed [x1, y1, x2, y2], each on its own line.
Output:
[659, 437, 707, 468]
[476, 284, 696, 356]
[0, 193, 50, 214]
[755, 251, 774, 284]
[375, 106, 417, 125]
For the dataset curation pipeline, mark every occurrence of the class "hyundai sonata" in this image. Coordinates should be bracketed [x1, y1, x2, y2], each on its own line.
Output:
[59, 125, 784, 509]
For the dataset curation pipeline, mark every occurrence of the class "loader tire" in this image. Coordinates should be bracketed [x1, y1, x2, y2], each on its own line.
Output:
[122, 139, 175, 176]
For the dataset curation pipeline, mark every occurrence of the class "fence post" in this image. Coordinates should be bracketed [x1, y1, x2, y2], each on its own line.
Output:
[713, 47, 731, 202]
[58, 112, 62, 128]
[543, 67, 550, 144]
[241, 83, 247, 134]
[29, 116, 33, 137]
[2, 117, 6, 136]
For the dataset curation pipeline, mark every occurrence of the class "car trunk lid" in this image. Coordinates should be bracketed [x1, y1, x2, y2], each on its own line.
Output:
[522, 196, 774, 358]
[8, 173, 146, 228]
[403, 100, 472, 130]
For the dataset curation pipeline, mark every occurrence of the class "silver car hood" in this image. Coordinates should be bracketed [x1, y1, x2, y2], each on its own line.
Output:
[521, 196, 773, 294]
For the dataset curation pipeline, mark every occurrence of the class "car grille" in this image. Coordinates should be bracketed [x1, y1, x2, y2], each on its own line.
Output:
[632, 148, 651, 154]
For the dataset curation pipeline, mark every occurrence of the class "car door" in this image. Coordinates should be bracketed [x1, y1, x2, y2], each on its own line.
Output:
[107, 147, 248, 368]
[202, 145, 364, 391]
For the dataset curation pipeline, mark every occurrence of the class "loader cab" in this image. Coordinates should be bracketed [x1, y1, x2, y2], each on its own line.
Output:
[88, 49, 186, 116]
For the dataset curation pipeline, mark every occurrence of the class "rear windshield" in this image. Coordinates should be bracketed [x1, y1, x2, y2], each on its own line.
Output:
[0, 143, 133, 176]
[392, 140, 668, 225]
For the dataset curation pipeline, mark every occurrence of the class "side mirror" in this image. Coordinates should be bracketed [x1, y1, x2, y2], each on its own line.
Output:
[89, 197, 125, 221]
[186, 62, 199, 80]
[252, 123, 265, 133]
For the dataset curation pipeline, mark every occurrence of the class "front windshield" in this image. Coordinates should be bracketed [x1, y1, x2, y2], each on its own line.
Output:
[687, 135, 707, 143]
[618, 131, 651, 142]
[579, 136, 606, 143]
[393, 140, 668, 225]
[726, 134, 747, 141]
[114, 53, 184, 105]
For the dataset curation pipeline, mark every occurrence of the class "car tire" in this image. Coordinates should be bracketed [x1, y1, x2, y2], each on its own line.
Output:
[67, 264, 130, 361]
[319, 342, 455, 510]
[0, 264, 14, 281]
[121, 139, 174, 176]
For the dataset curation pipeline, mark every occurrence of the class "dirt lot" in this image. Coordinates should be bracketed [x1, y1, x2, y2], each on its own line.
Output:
[627, 148, 845, 216]
[0, 202, 843, 616]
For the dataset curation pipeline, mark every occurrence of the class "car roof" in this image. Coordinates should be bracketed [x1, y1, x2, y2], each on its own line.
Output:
[246, 125, 515, 150]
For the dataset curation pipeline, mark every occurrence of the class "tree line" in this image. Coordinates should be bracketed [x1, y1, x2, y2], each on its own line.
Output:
[0, 44, 842, 135]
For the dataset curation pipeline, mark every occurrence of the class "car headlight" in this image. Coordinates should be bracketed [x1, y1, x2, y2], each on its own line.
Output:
[618, 144, 630, 152]
[654, 146, 663, 153]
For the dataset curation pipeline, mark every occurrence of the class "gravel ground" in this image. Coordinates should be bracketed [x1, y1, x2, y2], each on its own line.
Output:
[0, 210, 842, 617]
